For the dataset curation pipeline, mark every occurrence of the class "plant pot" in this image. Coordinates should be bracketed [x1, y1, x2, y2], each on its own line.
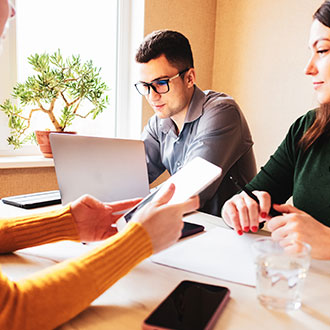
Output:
[35, 130, 76, 158]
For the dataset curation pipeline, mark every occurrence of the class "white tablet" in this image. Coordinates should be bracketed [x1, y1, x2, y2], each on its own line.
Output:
[116, 157, 222, 230]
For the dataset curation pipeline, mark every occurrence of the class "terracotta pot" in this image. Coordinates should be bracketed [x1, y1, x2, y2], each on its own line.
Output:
[35, 130, 76, 158]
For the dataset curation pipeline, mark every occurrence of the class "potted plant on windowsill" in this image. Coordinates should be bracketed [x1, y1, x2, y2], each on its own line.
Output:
[0, 50, 109, 157]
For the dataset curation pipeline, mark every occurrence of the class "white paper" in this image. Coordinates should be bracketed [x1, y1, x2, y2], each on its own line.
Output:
[18, 240, 101, 262]
[151, 227, 265, 286]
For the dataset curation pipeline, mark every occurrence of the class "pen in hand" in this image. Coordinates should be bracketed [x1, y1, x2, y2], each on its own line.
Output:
[229, 176, 282, 218]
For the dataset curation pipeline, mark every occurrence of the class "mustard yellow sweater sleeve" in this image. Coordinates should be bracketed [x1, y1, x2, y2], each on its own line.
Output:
[0, 206, 153, 330]
[0, 205, 79, 253]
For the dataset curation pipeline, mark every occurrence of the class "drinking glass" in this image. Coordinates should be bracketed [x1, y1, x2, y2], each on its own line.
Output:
[253, 237, 311, 311]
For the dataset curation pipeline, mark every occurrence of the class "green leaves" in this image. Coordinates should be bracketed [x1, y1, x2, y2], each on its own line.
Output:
[0, 50, 109, 148]
[0, 100, 29, 148]
[59, 105, 76, 128]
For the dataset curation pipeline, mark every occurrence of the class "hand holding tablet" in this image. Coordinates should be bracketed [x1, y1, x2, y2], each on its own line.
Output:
[116, 157, 222, 236]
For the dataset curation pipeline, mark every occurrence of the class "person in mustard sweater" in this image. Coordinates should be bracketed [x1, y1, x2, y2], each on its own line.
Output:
[0, 2, 200, 329]
[0, 186, 198, 330]
[222, 1, 330, 260]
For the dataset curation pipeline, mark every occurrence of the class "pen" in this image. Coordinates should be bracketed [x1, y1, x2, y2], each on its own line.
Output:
[229, 176, 282, 218]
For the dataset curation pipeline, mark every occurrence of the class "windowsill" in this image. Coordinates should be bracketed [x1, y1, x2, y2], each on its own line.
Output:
[0, 155, 54, 169]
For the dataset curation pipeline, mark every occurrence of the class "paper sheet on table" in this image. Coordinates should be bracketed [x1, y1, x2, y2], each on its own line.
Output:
[151, 226, 265, 286]
[17, 241, 101, 262]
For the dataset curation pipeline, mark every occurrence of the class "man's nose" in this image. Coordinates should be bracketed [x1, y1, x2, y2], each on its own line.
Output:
[148, 87, 161, 101]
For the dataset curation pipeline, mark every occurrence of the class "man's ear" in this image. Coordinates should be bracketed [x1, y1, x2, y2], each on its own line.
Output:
[186, 68, 196, 88]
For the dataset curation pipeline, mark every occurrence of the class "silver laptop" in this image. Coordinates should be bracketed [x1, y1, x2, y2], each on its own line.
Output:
[50, 134, 150, 205]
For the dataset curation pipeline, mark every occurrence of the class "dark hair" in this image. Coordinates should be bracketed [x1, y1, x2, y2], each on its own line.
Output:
[313, 0, 330, 27]
[299, 1, 330, 151]
[135, 30, 194, 71]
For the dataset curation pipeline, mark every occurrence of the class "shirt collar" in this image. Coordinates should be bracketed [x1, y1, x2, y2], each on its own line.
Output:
[184, 85, 206, 123]
[159, 85, 206, 134]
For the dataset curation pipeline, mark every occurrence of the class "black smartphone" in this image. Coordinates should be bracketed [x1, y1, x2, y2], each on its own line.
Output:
[181, 222, 204, 239]
[142, 280, 230, 330]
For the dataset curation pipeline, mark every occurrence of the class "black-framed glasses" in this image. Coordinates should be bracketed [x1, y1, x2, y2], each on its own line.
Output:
[134, 68, 190, 96]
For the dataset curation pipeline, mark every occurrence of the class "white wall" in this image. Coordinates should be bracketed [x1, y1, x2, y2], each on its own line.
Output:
[213, 0, 323, 167]
[0, 17, 16, 151]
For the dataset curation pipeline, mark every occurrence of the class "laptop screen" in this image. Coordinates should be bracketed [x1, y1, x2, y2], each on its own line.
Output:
[50, 134, 150, 205]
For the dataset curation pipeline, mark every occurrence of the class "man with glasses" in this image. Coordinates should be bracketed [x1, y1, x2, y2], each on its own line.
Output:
[135, 30, 257, 217]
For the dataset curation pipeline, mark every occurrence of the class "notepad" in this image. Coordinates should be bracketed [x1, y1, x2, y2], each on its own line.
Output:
[151, 226, 265, 287]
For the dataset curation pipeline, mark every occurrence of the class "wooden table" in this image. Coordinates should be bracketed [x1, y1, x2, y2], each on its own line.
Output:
[1, 202, 330, 330]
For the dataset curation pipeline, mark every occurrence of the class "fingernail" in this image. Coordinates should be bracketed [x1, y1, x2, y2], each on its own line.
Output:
[243, 226, 250, 232]
[261, 212, 267, 218]
[237, 230, 243, 236]
[251, 226, 258, 232]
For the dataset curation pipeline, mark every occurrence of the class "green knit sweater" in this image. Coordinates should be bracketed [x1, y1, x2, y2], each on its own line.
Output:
[246, 109, 330, 227]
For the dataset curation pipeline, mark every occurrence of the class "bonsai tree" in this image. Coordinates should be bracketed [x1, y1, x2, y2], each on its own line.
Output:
[0, 50, 109, 148]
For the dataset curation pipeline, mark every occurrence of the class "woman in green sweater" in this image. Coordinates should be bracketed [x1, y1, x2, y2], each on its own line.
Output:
[222, 1, 330, 260]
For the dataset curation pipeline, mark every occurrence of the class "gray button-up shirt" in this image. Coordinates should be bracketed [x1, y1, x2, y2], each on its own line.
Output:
[142, 85, 257, 216]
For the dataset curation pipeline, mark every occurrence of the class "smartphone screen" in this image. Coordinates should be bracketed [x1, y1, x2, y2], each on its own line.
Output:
[181, 222, 204, 239]
[123, 188, 159, 223]
[143, 280, 230, 330]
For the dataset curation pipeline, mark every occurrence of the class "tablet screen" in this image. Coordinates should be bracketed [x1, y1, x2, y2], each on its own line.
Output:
[123, 188, 160, 222]
[116, 157, 222, 230]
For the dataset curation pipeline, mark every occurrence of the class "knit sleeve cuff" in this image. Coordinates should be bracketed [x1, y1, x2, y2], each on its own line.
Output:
[0, 205, 79, 253]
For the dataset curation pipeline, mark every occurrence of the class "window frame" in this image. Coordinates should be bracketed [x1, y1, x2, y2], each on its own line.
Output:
[0, 0, 144, 157]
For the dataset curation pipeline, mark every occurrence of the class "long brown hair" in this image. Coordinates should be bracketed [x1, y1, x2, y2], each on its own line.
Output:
[299, 1, 330, 151]
[299, 104, 330, 151]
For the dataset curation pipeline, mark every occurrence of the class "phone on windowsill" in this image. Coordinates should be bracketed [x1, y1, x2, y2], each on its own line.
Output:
[142, 280, 230, 330]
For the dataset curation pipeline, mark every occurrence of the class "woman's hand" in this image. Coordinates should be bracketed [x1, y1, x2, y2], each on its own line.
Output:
[221, 190, 272, 234]
[268, 204, 330, 259]
[131, 183, 200, 254]
[71, 195, 141, 242]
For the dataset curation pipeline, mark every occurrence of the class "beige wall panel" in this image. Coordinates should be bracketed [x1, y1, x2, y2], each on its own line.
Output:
[213, 0, 323, 167]
[0, 168, 58, 198]
[142, 0, 217, 127]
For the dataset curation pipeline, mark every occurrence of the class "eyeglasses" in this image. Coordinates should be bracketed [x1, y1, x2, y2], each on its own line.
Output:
[135, 68, 190, 96]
